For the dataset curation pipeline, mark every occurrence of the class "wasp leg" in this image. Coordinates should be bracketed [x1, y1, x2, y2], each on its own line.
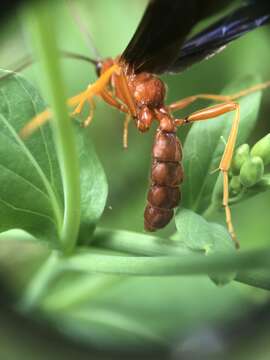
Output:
[71, 69, 131, 128]
[20, 109, 52, 138]
[169, 81, 270, 113]
[176, 102, 240, 249]
[80, 98, 96, 128]
[20, 64, 121, 138]
[69, 64, 120, 115]
[114, 70, 137, 118]
[123, 114, 131, 149]
[100, 89, 128, 113]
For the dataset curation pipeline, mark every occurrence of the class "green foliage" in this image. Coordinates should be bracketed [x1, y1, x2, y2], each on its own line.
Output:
[0, 70, 107, 245]
[1, 0, 270, 351]
[0, 70, 62, 242]
[175, 208, 235, 254]
[175, 208, 236, 285]
[1, 67, 270, 341]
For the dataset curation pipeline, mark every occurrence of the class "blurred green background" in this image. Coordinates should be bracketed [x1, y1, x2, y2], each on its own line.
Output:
[1, 0, 270, 357]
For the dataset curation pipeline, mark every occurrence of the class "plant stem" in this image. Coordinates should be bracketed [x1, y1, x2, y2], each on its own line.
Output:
[42, 275, 123, 312]
[20, 251, 60, 311]
[236, 270, 270, 290]
[202, 201, 219, 220]
[63, 248, 270, 276]
[92, 228, 190, 256]
[66, 308, 167, 346]
[25, 2, 80, 254]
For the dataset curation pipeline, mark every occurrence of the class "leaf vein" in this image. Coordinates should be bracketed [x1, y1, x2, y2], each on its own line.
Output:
[15, 76, 56, 187]
[0, 163, 51, 201]
[0, 196, 56, 226]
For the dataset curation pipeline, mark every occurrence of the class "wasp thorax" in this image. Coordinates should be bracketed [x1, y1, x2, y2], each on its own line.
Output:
[131, 73, 166, 108]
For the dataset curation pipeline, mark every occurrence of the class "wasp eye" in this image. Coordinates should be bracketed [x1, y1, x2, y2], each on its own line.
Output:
[95, 62, 103, 77]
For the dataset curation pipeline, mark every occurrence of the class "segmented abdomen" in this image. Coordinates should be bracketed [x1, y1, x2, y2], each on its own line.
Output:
[144, 129, 183, 231]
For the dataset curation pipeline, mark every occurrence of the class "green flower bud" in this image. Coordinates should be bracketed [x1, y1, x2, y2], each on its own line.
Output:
[251, 134, 270, 166]
[231, 144, 250, 175]
[230, 176, 242, 194]
[253, 174, 270, 191]
[240, 156, 264, 188]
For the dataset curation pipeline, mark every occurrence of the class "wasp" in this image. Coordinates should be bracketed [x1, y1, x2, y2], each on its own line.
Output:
[11, 0, 270, 248]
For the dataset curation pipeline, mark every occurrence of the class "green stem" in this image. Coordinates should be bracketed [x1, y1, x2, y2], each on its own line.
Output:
[25, 2, 80, 254]
[202, 201, 219, 220]
[236, 270, 270, 290]
[92, 228, 190, 256]
[42, 275, 123, 312]
[20, 251, 60, 311]
[67, 308, 167, 346]
[63, 248, 270, 276]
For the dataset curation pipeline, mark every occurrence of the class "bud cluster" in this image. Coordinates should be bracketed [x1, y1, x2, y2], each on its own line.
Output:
[229, 134, 270, 200]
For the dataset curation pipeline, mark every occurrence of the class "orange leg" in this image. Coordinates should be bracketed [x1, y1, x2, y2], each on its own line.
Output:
[100, 89, 128, 114]
[115, 70, 137, 118]
[20, 64, 121, 138]
[176, 102, 240, 249]
[169, 81, 270, 112]
[81, 98, 96, 128]
[99, 89, 133, 148]
[123, 114, 131, 149]
[20, 109, 52, 138]
[102, 69, 137, 146]
[70, 64, 120, 115]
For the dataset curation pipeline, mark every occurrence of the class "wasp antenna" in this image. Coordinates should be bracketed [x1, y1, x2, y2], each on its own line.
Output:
[66, 0, 101, 61]
[0, 50, 99, 82]
[59, 50, 98, 66]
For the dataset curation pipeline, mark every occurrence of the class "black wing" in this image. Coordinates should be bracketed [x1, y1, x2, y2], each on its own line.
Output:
[168, 1, 270, 73]
[121, 0, 230, 74]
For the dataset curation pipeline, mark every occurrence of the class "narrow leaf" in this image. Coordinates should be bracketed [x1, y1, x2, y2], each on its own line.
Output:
[77, 129, 108, 244]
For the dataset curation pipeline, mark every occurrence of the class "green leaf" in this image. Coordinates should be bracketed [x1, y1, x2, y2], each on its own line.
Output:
[175, 208, 236, 285]
[42, 273, 252, 349]
[76, 128, 108, 244]
[208, 224, 236, 286]
[182, 76, 263, 214]
[0, 70, 62, 242]
[0, 71, 107, 244]
[175, 209, 234, 252]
